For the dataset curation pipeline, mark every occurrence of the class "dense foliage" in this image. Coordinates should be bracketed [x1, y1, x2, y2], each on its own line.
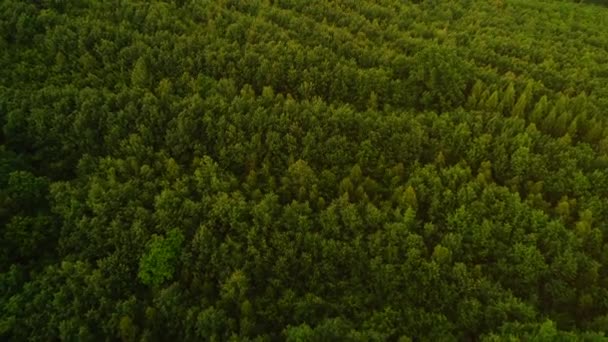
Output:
[2, 0, 608, 340]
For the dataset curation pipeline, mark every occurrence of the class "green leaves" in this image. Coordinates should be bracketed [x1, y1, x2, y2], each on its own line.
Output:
[411, 45, 473, 112]
[2, 0, 608, 340]
[138, 229, 184, 287]
[131, 57, 150, 88]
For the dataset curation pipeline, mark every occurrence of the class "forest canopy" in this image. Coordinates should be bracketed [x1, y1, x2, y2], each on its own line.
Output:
[2, 0, 608, 340]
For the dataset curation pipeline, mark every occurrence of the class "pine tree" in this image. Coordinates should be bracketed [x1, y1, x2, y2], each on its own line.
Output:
[131, 57, 150, 88]
[542, 107, 558, 135]
[554, 110, 572, 136]
[500, 83, 515, 115]
[512, 81, 534, 118]
[485, 90, 500, 112]
[530, 95, 549, 124]
[466, 80, 485, 109]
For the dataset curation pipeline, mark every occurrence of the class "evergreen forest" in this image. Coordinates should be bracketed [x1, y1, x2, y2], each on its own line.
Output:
[3, 0, 608, 340]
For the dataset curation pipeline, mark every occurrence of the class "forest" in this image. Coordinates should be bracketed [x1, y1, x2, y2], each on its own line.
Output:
[2, 0, 608, 340]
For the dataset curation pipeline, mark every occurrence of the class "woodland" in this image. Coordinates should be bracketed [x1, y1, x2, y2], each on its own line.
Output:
[2, 0, 608, 340]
